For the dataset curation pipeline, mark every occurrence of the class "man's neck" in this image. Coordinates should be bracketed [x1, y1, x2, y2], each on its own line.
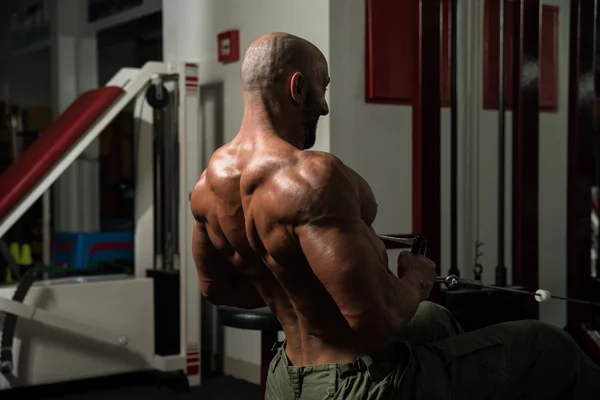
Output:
[240, 102, 304, 149]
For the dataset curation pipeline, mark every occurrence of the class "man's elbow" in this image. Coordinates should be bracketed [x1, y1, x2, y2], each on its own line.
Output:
[345, 309, 400, 344]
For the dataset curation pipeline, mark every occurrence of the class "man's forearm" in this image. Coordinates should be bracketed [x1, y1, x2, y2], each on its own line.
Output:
[346, 270, 420, 344]
[384, 273, 421, 331]
[383, 266, 421, 329]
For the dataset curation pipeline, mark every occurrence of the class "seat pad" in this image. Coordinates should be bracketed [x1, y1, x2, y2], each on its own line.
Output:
[218, 306, 282, 331]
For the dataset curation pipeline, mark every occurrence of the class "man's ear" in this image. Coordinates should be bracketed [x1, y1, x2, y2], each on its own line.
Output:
[290, 72, 305, 105]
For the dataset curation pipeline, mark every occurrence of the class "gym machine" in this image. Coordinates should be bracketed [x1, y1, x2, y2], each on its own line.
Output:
[432, 0, 536, 330]
[0, 61, 202, 389]
[567, 0, 600, 363]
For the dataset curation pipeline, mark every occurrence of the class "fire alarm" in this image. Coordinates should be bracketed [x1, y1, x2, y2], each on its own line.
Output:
[218, 30, 240, 64]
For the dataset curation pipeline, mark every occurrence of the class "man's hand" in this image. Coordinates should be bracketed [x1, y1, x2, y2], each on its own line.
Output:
[396, 252, 437, 301]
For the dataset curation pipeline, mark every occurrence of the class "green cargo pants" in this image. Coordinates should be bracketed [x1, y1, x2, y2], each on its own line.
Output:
[266, 301, 600, 399]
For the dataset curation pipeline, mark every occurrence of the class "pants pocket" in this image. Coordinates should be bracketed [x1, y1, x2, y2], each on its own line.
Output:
[439, 342, 510, 399]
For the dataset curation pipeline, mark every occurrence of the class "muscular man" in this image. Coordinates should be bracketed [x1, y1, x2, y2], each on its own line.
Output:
[191, 32, 600, 399]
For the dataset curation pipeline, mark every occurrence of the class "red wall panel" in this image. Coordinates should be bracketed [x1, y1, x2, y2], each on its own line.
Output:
[483, 0, 516, 110]
[365, 0, 450, 106]
[540, 6, 559, 112]
[483, 1, 559, 112]
[365, 0, 416, 104]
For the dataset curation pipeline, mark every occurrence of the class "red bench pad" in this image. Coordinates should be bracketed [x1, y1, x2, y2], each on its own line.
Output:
[0, 87, 124, 221]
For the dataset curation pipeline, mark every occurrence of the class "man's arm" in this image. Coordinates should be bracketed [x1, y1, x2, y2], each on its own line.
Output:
[192, 220, 265, 309]
[263, 153, 422, 343]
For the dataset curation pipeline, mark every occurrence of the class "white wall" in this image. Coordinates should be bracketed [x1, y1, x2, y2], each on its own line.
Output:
[329, 0, 415, 290]
[329, 0, 413, 237]
[179, 0, 331, 151]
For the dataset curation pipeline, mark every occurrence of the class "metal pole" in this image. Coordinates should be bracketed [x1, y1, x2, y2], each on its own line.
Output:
[153, 107, 164, 270]
[163, 96, 173, 272]
[163, 85, 180, 272]
[496, 0, 508, 286]
[450, 0, 459, 276]
[171, 82, 180, 269]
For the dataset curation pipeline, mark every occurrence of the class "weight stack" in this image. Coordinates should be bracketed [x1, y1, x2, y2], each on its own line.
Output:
[441, 287, 530, 332]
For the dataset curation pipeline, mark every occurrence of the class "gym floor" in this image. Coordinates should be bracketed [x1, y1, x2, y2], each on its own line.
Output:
[2, 373, 259, 400]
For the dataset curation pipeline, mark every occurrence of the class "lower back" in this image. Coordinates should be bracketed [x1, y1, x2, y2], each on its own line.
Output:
[254, 271, 382, 366]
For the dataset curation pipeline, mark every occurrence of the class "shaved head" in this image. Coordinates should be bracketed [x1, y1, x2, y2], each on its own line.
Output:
[241, 32, 320, 97]
[240, 33, 329, 149]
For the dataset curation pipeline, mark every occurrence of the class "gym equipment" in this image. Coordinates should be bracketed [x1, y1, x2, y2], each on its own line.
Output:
[449, 0, 459, 278]
[0, 62, 203, 389]
[217, 307, 281, 400]
[437, 274, 600, 307]
[388, 232, 599, 308]
[376, 234, 427, 255]
[567, 0, 600, 363]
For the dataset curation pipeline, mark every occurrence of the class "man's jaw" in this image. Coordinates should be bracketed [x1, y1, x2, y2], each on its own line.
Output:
[302, 117, 319, 150]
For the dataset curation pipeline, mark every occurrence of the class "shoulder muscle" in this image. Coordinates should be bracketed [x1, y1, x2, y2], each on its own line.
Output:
[262, 152, 359, 224]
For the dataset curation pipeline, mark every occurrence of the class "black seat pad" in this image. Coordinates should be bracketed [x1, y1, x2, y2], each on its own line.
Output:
[218, 306, 282, 331]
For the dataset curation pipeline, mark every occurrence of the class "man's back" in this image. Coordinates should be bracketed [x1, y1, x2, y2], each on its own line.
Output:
[191, 133, 393, 365]
[191, 32, 427, 367]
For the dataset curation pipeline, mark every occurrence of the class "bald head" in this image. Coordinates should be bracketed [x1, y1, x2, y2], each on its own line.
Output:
[241, 32, 325, 99]
[240, 33, 329, 150]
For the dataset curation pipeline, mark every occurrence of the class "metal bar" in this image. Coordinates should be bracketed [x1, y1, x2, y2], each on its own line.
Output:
[417, 0, 442, 277]
[171, 82, 181, 267]
[0, 297, 128, 348]
[153, 106, 165, 269]
[163, 86, 179, 272]
[567, 0, 598, 329]
[437, 274, 600, 307]
[42, 191, 50, 265]
[472, 0, 483, 277]
[496, 0, 508, 286]
[449, 0, 459, 276]
[510, 0, 520, 286]
[512, 0, 540, 317]
[163, 95, 173, 271]
[377, 234, 427, 255]
[377, 234, 415, 246]
[162, 100, 172, 271]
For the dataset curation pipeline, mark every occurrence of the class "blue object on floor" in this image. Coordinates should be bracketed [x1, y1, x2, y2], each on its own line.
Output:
[52, 231, 134, 270]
